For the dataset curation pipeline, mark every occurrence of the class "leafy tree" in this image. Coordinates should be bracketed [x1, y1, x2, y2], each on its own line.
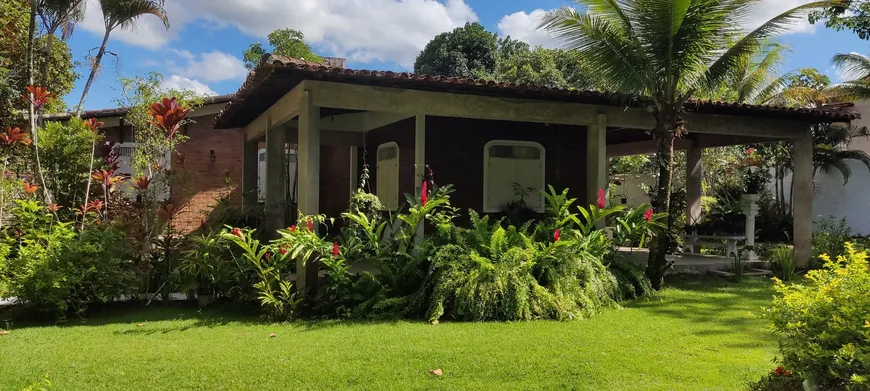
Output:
[76, 0, 169, 115]
[414, 22, 497, 78]
[242, 28, 322, 70]
[809, 0, 870, 39]
[37, 0, 85, 86]
[494, 37, 593, 89]
[540, 0, 828, 288]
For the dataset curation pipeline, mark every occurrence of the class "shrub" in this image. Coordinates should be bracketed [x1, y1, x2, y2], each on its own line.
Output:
[770, 244, 796, 281]
[765, 243, 870, 390]
[747, 367, 803, 391]
[607, 255, 654, 300]
[181, 231, 252, 302]
[812, 216, 852, 264]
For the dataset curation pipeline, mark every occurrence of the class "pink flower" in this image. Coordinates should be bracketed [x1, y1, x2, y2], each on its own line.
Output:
[232, 228, 242, 237]
[421, 179, 428, 206]
[333, 242, 339, 257]
[554, 229, 560, 242]
[598, 189, 605, 209]
[644, 209, 653, 222]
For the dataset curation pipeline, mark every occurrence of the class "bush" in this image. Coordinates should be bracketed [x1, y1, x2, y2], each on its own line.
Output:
[607, 256, 654, 300]
[765, 243, 870, 390]
[0, 199, 136, 318]
[812, 216, 852, 264]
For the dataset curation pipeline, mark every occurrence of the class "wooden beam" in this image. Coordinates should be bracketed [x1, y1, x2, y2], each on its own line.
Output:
[286, 128, 364, 146]
[245, 82, 306, 141]
[318, 111, 413, 132]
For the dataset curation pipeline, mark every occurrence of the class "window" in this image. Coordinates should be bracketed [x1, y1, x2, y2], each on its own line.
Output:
[114, 142, 171, 200]
[376, 142, 399, 210]
[257, 148, 297, 202]
[483, 140, 545, 213]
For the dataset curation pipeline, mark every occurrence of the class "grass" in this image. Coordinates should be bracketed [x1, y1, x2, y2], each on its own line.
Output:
[0, 276, 778, 390]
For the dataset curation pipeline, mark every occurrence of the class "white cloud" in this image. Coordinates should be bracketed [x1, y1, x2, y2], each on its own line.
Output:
[80, 0, 478, 68]
[497, 0, 817, 49]
[498, 10, 558, 49]
[160, 75, 217, 96]
[168, 50, 248, 82]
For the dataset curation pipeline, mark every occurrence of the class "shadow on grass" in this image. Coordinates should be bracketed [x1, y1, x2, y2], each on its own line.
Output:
[628, 274, 776, 345]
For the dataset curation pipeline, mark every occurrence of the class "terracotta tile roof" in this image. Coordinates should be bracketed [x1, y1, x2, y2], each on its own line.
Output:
[43, 94, 234, 121]
[214, 54, 861, 129]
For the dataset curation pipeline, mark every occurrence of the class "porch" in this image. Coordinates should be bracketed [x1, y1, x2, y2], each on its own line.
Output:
[214, 55, 854, 294]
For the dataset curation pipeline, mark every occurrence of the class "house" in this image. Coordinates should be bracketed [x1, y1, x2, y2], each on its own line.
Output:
[211, 54, 857, 291]
[46, 94, 246, 231]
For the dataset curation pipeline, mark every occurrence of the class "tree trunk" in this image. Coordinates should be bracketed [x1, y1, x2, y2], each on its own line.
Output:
[645, 122, 676, 290]
[75, 29, 111, 117]
[40, 30, 56, 87]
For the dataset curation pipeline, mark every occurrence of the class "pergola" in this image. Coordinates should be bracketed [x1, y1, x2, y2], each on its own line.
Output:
[215, 55, 859, 294]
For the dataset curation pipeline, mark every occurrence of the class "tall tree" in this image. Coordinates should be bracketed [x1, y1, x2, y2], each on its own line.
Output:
[494, 37, 594, 89]
[75, 0, 169, 116]
[809, 0, 870, 39]
[829, 52, 870, 100]
[242, 28, 321, 70]
[541, 0, 831, 288]
[414, 22, 497, 78]
[37, 0, 85, 86]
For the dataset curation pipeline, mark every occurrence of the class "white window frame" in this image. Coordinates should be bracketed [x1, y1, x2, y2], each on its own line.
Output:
[114, 142, 172, 201]
[376, 142, 400, 211]
[483, 140, 546, 213]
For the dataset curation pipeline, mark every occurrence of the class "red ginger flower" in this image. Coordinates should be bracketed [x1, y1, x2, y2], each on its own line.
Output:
[279, 246, 288, 255]
[553, 229, 560, 242]
[0, 127, 32, 146]
[289, 225, 296, 232]
[22, 86, 53, 109]
[147, 97, 191, 139]
[772, 366, 792, 377]
[644, 209, 653, 222]
[598, 189, 606, 209]
[307, 219, 313, 232]
[746, 147, 755, 155]
[22, 181, 39, 194]
[333, 242, 339, 257]
[232, 227, 242, 237]
[421, 179, 428, 206]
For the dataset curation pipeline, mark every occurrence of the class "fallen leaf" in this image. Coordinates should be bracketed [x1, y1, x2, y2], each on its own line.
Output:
[429, 369, 443, 376]
[269, 333, 277, 338]
[136, 323, 144, 327]
[0, 330, 8, 335]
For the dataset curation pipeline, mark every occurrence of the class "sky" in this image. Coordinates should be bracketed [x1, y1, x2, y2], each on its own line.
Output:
[62, 0, 870, 111]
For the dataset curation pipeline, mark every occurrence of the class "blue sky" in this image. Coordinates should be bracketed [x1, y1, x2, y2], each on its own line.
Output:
[62, 0, 870, 111]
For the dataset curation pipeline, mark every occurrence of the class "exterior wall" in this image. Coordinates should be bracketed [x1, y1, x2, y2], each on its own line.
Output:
[99, 112, 245, 232]
[356, 116, 589, 215]
[319, 145, 351, 221]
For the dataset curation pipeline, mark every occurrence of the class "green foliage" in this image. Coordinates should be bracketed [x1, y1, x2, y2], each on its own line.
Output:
[813, 216, 852, 263]
[414, 22, 498, 78]
[40, 120, 100, 208]
[770, 244, 796, 281]
[766, 243, 870, 390]
[223, 228, 300, 321]
[242, 28, 322, 70]
[181, 231, 250, 299]
[494, 37, 593, 89]
[0, 199, 135, 318]
[809, 0, 870, 40]
[606, 256, 654, 300]
[612, 202, 667, 248]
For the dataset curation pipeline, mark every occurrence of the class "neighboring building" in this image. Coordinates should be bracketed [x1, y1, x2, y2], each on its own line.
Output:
[211, 54, 856, 291]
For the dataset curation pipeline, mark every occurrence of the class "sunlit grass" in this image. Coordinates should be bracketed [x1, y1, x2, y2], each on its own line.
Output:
[0, 276, 777, 390]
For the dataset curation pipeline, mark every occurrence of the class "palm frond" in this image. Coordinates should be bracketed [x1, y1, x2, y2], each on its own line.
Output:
[739, 42, 788, 103]
[100, 0, 169, 31]
[831, 52, 870, 81]
[827, 79, 870, 101]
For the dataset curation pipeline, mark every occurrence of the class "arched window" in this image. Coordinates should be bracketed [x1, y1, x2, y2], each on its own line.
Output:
[376, 142, 400, 210]
[483, 140, 545, 213]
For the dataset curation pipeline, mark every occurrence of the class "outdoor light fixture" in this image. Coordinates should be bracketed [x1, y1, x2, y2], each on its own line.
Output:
[209, 149, 216, 162]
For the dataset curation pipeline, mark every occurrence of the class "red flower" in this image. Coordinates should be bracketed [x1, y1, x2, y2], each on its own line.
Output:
[232, 228, 242, 237]
[598, 189, 606, 209]
[772, 366, 792, 377]
[746, 147, 755, 155]
[421, 179, 428, 206]
[553, 229, 560, 242]
[644, 209, 653, 222]
[83, 118, 104, 134]
[333, 242, 339, 257]
[289, 225, 296, 232]
[133, 176, 151, 191]
[279, 246, 288, 255]
[22, 181, 39, 195]
[264, 252, 271, 261]
[307, 219, 313, 232]
[22, 86, 53, 109]
[147, 97, 191, 139]
[0, 127, 32, 146]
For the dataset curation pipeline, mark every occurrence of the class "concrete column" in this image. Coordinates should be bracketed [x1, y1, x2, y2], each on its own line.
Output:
[242, 138, 259, 210]
[296, 90, 321, 297]
[686, 137, 703, 227]
[414, 115, 426, 240]
[793, 130, 814, 268]
[264, 118, 286, 238]
[587, 114, 607, 221]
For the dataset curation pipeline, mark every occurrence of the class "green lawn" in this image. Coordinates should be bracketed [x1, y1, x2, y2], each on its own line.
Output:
[0, 277, 778, 390]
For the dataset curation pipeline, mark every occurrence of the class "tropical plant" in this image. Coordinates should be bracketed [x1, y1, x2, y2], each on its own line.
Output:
[414, 22, 498, 78]
[242, 28, 322, 69]
[770, 244, 796, 281]
[829, 51, 870, 100]
[812, 123, 870, 184]
[75, 0, 169, 115]
[37, 0, 85, 86]
[540, 0, 832, 288]
[766, 243, 870, 390]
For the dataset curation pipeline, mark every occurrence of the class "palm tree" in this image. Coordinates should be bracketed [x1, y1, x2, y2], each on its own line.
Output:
[75, 0, 169, 116]
[813, 123, 870, 183]
[829, 52, 870, 100]
[37, 0, 86, 86]
[540, 0, 831, 288]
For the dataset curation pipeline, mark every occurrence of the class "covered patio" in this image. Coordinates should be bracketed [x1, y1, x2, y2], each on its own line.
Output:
[214, 55, 858, 293]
